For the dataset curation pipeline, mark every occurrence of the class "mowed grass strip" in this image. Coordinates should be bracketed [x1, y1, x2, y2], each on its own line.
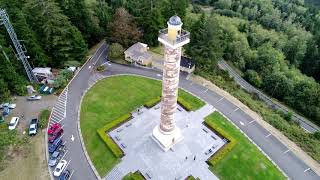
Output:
[80, 75, 205, 176]
[205, 112, 286, 180]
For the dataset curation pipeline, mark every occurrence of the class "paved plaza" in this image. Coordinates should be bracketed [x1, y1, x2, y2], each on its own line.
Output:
[105, 103, 226, 180]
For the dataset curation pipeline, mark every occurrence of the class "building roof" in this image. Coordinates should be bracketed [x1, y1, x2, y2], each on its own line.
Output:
[168, 15, 182, 26]
[32, 67, 52, 74]
[180, 56, 195, 69]
[125, 42, 151, 61]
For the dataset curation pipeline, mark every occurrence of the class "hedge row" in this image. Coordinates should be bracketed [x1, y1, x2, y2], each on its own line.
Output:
[204, 119, 237, 166]
[144, 96, 161, 108]
[123, 171, 145, 180]
[97, 113, 131, 158]
[177, 97, 193, 111]
[39, 109, 51, 129]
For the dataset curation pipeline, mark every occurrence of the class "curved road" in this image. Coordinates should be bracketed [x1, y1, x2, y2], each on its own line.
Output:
[218, 60, 319, 133]
[49, 43, 319, 180]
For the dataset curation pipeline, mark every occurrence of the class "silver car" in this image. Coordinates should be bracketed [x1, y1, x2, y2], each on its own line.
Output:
[48, 151, 60, 167]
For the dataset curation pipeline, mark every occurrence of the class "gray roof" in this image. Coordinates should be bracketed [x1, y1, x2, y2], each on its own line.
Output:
[125, 42, 151, 61]
[168, 15, 182, 26]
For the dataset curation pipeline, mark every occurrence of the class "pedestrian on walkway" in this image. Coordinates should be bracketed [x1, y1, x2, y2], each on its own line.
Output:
[185, 156, 188, 160]
[194, 156, 196, 161]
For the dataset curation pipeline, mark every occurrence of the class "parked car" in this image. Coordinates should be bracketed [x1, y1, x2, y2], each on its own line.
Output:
[49, 138, 63, 153]
[8, 103, 16, 109]
[48, 123, 61, 135]
[48, 151, 60, 167]
[2, 107, 10, 117]
[53, 160, 67, 177]
[8, 117, 19, 130]
[59, 170, 71, 180]
[48, 127, 64, 143]
[29, 118, 39, 136]
[27, 95, 42, 101]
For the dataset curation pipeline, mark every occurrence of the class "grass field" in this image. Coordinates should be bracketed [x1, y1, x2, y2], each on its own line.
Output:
[0, 131, 49, 180]
[205, 112, 285, 180]
[80, 75, 204, 176]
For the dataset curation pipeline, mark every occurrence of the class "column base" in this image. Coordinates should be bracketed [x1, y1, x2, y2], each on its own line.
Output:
[152, 125, 183, 152]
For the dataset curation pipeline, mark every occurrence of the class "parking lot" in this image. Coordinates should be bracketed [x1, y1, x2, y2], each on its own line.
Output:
[47, 87, 75, 180]
[0, 94, 57, 180]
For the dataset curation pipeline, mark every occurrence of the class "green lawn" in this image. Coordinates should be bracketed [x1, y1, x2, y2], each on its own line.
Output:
[80, 75, 204, 176]
[205, 112, 286, 180]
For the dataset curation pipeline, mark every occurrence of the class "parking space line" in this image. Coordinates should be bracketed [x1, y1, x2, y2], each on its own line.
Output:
[234, 107, 239, 112]
[63, 141, 67, 146]
[304, 168, 311, 172]
[265, 133, 272, 138]
[57, 150, 68, 165]
[60, 134, 65, 139]
[283, 149, 290, 154]
[65, 159, 72, 169]
[69, 170, 75, 179]
[217, 97, 224, 103]
[248, 120, 255, 124]
[239, 121, 245, 126]
[204, 89, 208, 93]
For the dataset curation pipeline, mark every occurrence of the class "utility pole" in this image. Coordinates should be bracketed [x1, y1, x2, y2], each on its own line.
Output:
[0, 8, 38, 83]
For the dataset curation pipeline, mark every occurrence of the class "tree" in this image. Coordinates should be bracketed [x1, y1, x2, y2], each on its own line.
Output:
[56, 0, 103, 45]
[109, 43, 124, 59]
[109, 8, 142, 47]
[25, 0, 88, 67]
[215, 0, 232, 10]
[162, 0, 188, 20]
[245, 69, 262, 87]
[0, 78, 10, 102]
[186, 14, 224, 68]
[248, 43, 283, 75]
[126, 0, 165, 46]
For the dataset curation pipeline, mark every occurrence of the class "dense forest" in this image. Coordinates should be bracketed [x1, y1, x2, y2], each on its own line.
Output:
[188, 0, 320, 126]
[0, 0, 189, 100]
[0, 0, 319, 126]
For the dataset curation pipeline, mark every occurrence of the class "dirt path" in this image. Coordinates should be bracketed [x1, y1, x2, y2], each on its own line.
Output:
[190, 75, 320, 176]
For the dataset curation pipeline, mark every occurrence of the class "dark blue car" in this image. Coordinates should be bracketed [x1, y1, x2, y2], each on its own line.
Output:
[49, 137, 62, 153]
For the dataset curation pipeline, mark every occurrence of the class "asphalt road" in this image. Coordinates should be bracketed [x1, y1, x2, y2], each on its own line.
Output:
[218, 60, 320, 133]
[48, 43, 319, 180]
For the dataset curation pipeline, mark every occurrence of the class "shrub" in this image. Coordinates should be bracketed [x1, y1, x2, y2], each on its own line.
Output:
[204, 116, 237, 166]
[97, 114, 131, 158]
[144, 96, 161, 108]
[97, 130, 123, 158]
[109, 43, 124, 60]
[178, 89, 205, 111]
[313, 131, 320, 140]
[123, 171, 145, 180]
[39, 109, 51, 129]
[177, 97, 193, 111]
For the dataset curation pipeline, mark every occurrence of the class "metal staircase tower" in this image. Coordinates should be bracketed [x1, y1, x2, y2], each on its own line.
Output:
[0, 8, 38, 83]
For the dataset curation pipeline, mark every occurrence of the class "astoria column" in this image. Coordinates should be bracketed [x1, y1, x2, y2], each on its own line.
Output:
[152, 15, 190, 151]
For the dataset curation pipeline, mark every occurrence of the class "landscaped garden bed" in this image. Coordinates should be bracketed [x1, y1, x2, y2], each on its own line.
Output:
[204, 112, 285, 180]
[80, 75, 205, 176]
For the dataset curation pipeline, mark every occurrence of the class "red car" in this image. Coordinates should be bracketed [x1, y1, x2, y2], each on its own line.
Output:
[48, 123, 61, 135]
[48, 127, 64, 143]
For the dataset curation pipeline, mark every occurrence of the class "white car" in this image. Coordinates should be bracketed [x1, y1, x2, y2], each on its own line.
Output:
[53, 160, 67, 177]
[8, 103, 16, 109]
[8, 117, 19, 130]
[27, 95, 42, 101]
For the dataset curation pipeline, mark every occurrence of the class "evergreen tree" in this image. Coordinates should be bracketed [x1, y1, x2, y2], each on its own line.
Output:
[25, 0, 87, 67]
